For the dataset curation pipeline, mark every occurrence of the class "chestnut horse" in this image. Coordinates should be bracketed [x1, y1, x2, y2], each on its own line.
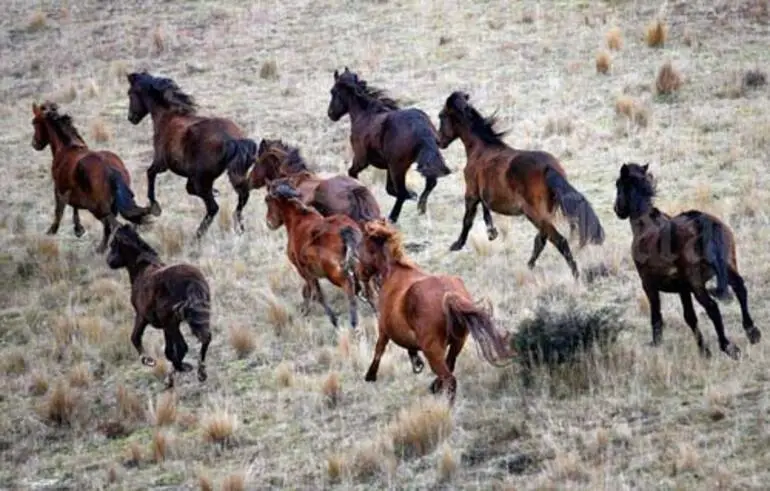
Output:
[327, 67, 451, 223]
[107, 225, 212, 389]
[248, 138, 382, 225]
[264, 181, 376, 328]
[31, 102, 151, 252]
[125, 71, 258, 237]
[614, 163, 761, 359]
[361, 219, 514, 404]
[438, 92, 605, 279]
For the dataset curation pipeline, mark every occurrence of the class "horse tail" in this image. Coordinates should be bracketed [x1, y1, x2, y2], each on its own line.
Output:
[348, 187, 380, 223]
[108, 168, 151, 224]
[174, 279, 212, 343]
[700, 217, 731, 299]
[442, 292, 514, 367]
[544, 166, 605, 247]
[339, 226, 362, 281]
[223, 138, 258, 190]
[415, 134, 451, 179]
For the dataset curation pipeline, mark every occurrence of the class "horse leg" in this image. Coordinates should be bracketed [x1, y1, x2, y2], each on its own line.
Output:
[449, 196, 480, 251]
[424, 344, 458, 404]
[163, 325, 192, 390]
[362, 277, 378, 314]
[300, 281, 313, 316]
[692, 286, 740, 359]
[233, 186, 249, 234]
[385, 168, 417, 201]
[408, 349, 424, 374]
[527, 231, 548, 269]
[481, 202, 498, 241]
[188, 318, 212, 383]
[416, 177, 437, 215]
[539, 221, 579, 278]
[343, 274, 359, 330]
[445, 334, 467, 373]
[131, 316, 155, 367]
[72, 208, 85, 237]
[312, 279, 338, 328]
[386, 170, 412, 223]
[96, 216, 116, 253]
[46, 191, 66, 235]
[728, 267, 761, 344]
[347, 156, 368, 180]
[364, 329, 390, 382]
[147, 159, 166, 216]
[678, 288, 711, 357]
[643, 282, 664, 347]
[187, 178, 219, 239]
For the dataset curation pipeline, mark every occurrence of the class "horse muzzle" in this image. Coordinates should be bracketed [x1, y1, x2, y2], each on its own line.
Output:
[31, 139, 44, 150]
[127, 113, 141, 125]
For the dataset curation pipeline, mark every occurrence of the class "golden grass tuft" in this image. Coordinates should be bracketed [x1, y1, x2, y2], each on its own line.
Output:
[327, 454, 346, 483]
[29, 370, 49, 396]
[220, 472, 246, 491]
[321, 371, 342, 408]
[152, 25, 166, 54]
[117, 384, 145, 422]
[149, 391, 177, 426]
[645, 19, 667, 48]
[151, 430, 170, 463]
[595, 51, 611, 74]
[388, 398, 453, 459]
[200, 401, 239, 446]
[156, 223, 185, 258]
[606, 27, 622, 50]
[40, 379, 77, 425]
[615, 95, 649, 128]
[68, 363, 91, 388]
[106, 465, 118, 484]
[437, 443, 458, 482]
[261, 290, 292, 335]
[27, 10, 47, 31]
[228, 325, 256, 359]
[152, 357, 170, 381]
[259, 60, 279, 80]
[124, 441, 142, 467]
[655, 61, 683, 96]
[109, 60, 129, 83]
[275, 362, 295, 388]
[3, 349, 27, 375]
[349, 438, 397, 481]
[90, 119, 111, 143]
[197, 472, 214, 491]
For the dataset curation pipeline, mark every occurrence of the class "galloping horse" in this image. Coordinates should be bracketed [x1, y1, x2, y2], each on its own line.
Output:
[437, 91, 605, 279]
[31, 102, 151, 252]
[361, 219, 514, 404]
[327, 67, 451, 223]
[125, 71, 258, 237]
[264, 181, 377, 329]
[248, 138, 382, 225]
[614, 162, 761, 358]
[107, 225, 212, 389]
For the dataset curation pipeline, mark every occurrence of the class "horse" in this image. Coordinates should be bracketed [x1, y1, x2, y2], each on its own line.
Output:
[125, 71, 258, 237]
[264, 181, 378, 329]
[360, 219, 514, 404]
[437, 92, 605, 279]
[106, 224, 213, 389]
[327, 67, 451, 223]
[248, 138, 382, 225]
[31, 101, 152, 252]
[613, 162, 761, 359]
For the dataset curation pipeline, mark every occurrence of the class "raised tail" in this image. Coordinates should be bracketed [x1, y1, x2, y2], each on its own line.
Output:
[347, 186, 381, 223]
[442, 292, 514, 367]
[415, 135, 451, 179]
[339, 225, 362, 280]
[544, 167, 605, 247]
[108, 168, 151, 225]
[223, 138, 258, 190]
[700, 217, 730, 299]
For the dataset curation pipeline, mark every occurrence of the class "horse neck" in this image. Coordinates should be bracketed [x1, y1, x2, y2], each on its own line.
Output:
[629, 203, 666, 237]
[150, 104, 188, 135]
[126, 258, 162, 285]
[45, 121, 84, 159]
[345, 96, 377, 123]
[280, 202, 319, 233]
[456, 126, 486, 159]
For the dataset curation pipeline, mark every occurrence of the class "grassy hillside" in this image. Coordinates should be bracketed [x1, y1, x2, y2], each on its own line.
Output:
[1, 0, 769, 489]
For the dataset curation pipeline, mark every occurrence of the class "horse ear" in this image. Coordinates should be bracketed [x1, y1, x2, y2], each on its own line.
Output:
[333, 69, 339, 80]
[642, 163, 650, 173]
[620, 163, 629, 178]
[127, 73, 137, 84]
[258, 138, 267, 156]
[32, 102, 40, 115]
[462, 92, 470, 101]
[344, 66, 349, 72]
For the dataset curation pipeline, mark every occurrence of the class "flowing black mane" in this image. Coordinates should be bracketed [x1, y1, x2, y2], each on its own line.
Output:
[130, 72, 198, 115]
[447, 92, 508, 147]
[41, 103, 86, 146]
[337, 73, 400, 112]
[114, 225, 162, 264]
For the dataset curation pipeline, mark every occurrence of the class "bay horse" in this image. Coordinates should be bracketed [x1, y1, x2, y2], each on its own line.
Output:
[614, 162, 761, 359]
[31, 101, 151, 252]
[361, 219, 514, 404]
[264, 181, 376, 329]
[106, 224, 212, 389]
[248, 138, 382, 225]
[437, 91, 605, 279]
[125, 71, 258, 237]
[327, 67, 451, 223]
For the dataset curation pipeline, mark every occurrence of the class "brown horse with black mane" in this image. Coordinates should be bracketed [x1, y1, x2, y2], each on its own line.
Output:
[31, 101, 151, 252]
[125, 71, 258, 237]
[437, 91, 605, 279]
[327, 67, 451, 223]
[264, 181, 378, 329]
[614, 162, 760, 359]
[107, 224, 213, 389]
[248, 138, 382, 225]
[361, 219, 514, 404]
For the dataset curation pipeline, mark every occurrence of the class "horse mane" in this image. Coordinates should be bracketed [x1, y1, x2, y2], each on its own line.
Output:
[364, 219, 416, 268]
[268, 181, 318, 215]
[447, 92, 507, 147]
[115, 225, 163, 265]
[40, 102, 86, 147]
[337, 72, 401, 112]
[132, 72, 198, 115]
[260, 140, 311, 174]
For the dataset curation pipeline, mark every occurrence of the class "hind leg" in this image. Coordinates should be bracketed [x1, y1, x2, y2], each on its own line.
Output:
[417, 177, 437, 215]
[540, 221, 579, 279]
[364, 329, 390, 382]
[728, 268, 761, 344]
[72, 208, 85, 237]
[131, 316, 155, 366]
[233, 186, 250, 234]
[163, 325, 192, 389]
[189, 321, 212, 382]
[679, 289, 711, 357]
[481, 202, 498, 241]
[449, 196, 480, 251]
[96, 216, 117, 253]
[424, 344, 458, 404]
[692, 286, 739, 359]
[186, 178, 219, 239]
[46, 191, 67, 235]
[527, 231, 548, 269]
[408, 349, 424, 374]
[312, 279, 338, 327]
[385, 168, 418, 201]
[386, 170, 413, 223]
[146, 159, 167, 216]
[643, 282, 664, 347]
[343, 275, 359, 330]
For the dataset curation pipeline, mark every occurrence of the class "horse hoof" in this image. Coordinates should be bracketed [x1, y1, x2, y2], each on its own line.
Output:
[747, 326, 762, 344]
[177, 362, 194, 372]
[46, 226, 58, 235]
[412, 360, 425, 374]
[429, 379, 441, 394]
[487, 228, 498, 241]
[198, 369, 208, 382]
[449, 241, 463, 252]
[700, 346, 713, 359]
[141, 355, 157, 367]
[364, 372, 377, 382]
[417, 203, 427, 215]
[723, 344, 741, 360]
[74, 226, 86, 238]
[407, 190, 419, 201]
[149, 202, 162, 217]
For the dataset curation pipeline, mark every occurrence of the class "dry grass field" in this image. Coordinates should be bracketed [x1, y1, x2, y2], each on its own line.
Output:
[1, 0, 770, 489]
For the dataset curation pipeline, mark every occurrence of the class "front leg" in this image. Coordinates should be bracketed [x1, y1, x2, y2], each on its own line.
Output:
[642, 282, 663, 346]
[46, 191, 67, 235]
[348, 155, 368, 179]
[72, 207, 85, 237]
[481, 202, 498, 241]
[146, 159, 167, 217]
[449, 196, 480, 251]
[130, 315, 155, 367]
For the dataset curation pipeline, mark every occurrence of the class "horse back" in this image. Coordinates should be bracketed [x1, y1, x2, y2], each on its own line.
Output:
[52, 149, 117, 211]
[138, 264, 209, 324]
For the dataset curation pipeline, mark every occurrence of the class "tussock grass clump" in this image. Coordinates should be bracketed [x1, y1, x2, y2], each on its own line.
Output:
[321, 371, 342, 408]
[655, 61, 683, 96]
[260, 60, 279, 80]
[221, 472, 246, 491]
[228, 325, 256, 359]
[200, 401, 238, 446]
[151, 430, 170, 462]
[149, 391, 177, 426]
[615, 95, 650, 128]
[117, 384, 145, 422]
[645, 19, 667, 47]
[387, 397, 453, 460]
[40, 379, 79, 426]
[606, 27, 622, 50]
[595, 51, 611, 74]
[27, 10, 47, 32]
[90, 119, 111, 143]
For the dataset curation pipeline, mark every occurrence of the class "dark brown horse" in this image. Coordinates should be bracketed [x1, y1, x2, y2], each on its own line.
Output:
[437, 91, 605, 279]
[31, 101, 151, 252]
[327, 67, 451, 223]
[264, 181, 377, 328]
[125, 71, 258, 237]
[361, 219, 514, 404]
[614, 162, 761, 359]
[106, 225, 212, 389]
[248, 138, 382, 225]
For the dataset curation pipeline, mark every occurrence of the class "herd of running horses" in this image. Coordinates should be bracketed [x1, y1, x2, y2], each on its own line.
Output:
[28, 67, 761, 403]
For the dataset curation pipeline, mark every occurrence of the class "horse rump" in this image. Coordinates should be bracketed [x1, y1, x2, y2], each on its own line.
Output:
[223, 138, 259, 189]
[442, 292, 513, 366]
[108, 168, 151, 224]
[347, 186, 381, 223]
[544, 167, 605, 247]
